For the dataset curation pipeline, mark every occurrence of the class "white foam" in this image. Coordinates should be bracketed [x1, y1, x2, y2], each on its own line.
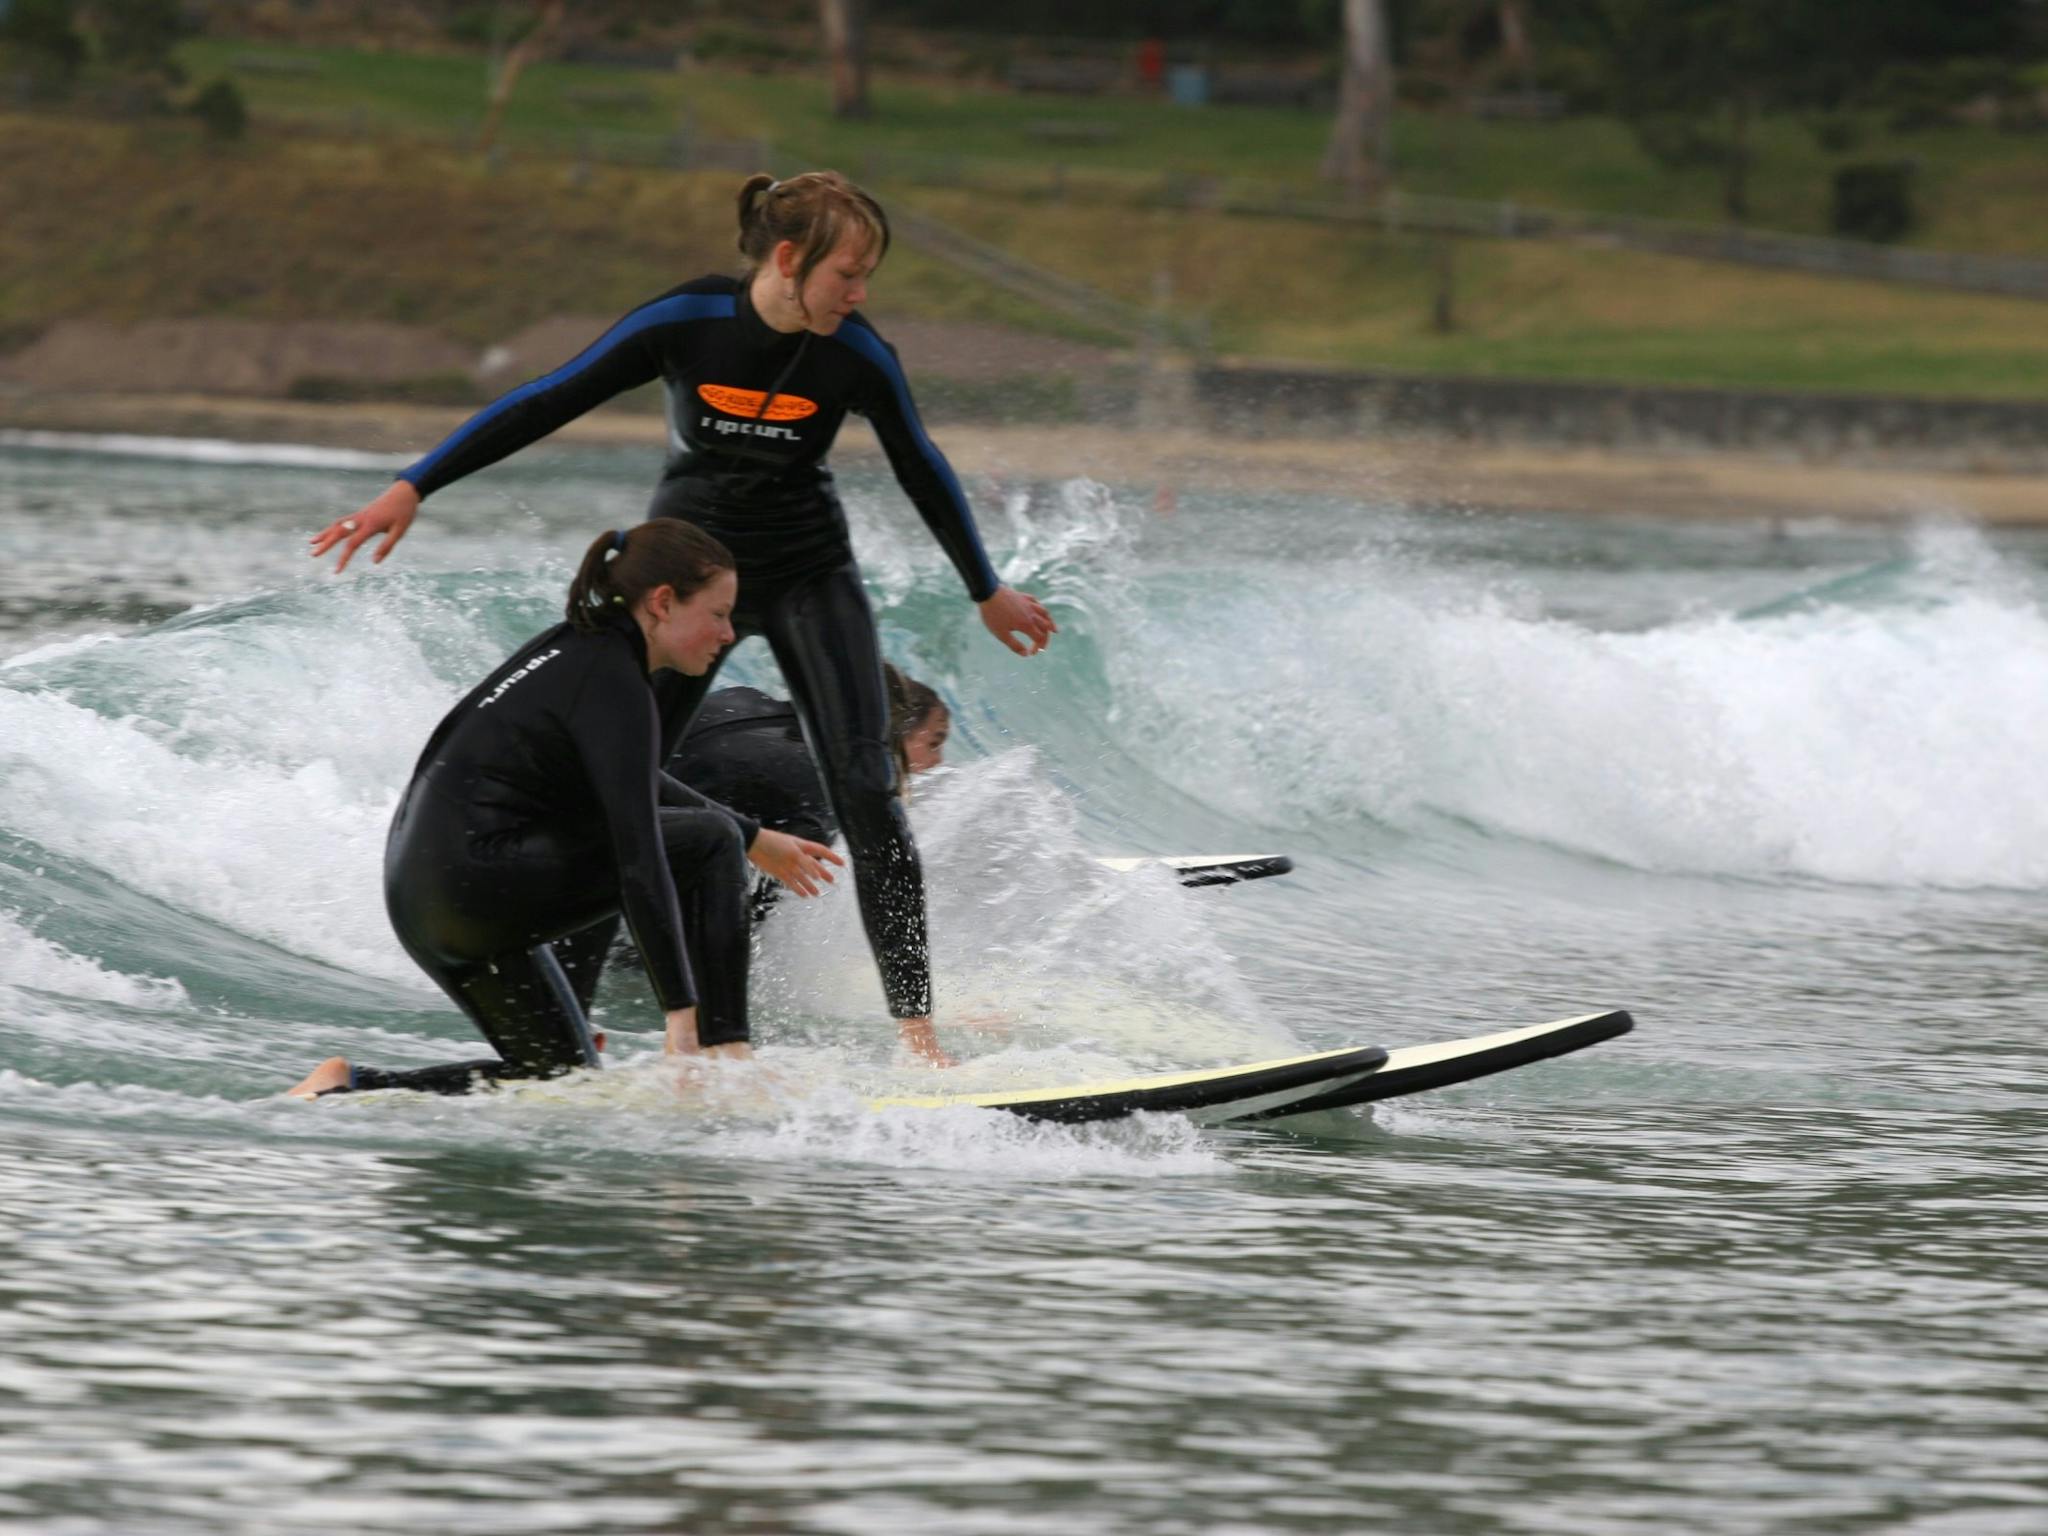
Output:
[735, 1091, 1229, 1178]
[332, 1052, 1232, 1178]
[0, 910, 189, 1008]
[1109, 522, 2048, 890]
[0, 632, 122, 672]
[751, 748, 1284, 1060]
[838, 471, 1136, 613]
[0, 579, 516, 978]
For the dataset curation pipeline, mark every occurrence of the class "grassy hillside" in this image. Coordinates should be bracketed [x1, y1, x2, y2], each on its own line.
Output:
[906, 191, 2048, 396]
[173, 39, 2048, 254]
[5, 50, 2048, 400]
[0, 115, 1075, 345]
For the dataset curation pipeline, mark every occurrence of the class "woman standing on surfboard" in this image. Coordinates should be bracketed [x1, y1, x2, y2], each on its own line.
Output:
[286, 523, 842, 1098]
[309, 171, 1052, 1067]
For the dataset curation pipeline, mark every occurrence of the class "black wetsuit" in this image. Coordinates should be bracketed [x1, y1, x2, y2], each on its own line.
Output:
[673, 686, 838, 847]
[398, 275, 996, 1019]
[672, 685, 842, 923]
[347, 612, 761, 1095]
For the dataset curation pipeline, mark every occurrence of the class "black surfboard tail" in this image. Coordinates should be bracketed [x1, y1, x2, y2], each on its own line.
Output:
[1004, 1043, 1388, 1124]
[1175, 854, 1294, 888]
[1096, 854, 1297, 888]
[1242, 1009, 1636, 1122]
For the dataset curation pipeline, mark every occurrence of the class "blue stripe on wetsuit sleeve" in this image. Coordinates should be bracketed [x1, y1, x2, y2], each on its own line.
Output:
[833, 322, 1001, 599]
[400, 292, 737, 491]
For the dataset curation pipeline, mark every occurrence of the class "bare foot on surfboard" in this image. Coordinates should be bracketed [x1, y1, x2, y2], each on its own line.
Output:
[285, 1057, 351, 1099]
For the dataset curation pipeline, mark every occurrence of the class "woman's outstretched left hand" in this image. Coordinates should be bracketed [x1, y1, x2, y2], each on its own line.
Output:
[747, 829, 844, 897]
[978, 584, 1057, 656]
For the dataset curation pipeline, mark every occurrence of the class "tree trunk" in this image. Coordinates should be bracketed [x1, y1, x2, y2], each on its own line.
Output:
[1722, 91, 1753, 222]
[821, 0, 870, 120]
[1498, 0, 1535, 93]
[1432, 236, 1457, 333]
[1321, 0, 1394, 196]
[477, 1, 564, 156]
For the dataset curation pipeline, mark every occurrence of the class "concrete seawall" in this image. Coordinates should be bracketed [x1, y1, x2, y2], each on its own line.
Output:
[1149, 362, 2048, 473]
[5, 315, 2045, 474]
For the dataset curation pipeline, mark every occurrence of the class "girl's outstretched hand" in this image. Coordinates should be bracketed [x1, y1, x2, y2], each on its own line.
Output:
[978, 584, 1056, 656]
[747, 829, 844, 897]
[311, 480, 420, 573]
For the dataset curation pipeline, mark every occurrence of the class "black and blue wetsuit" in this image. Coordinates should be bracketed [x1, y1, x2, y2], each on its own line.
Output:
[397, 275, 997, 1020]
[348, 612, 762, 1095]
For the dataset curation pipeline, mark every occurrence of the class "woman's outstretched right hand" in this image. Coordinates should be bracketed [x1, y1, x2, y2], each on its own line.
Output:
[310, 480, 420, 573]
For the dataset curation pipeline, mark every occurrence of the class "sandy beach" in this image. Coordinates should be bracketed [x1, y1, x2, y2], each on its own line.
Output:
[3, 386, 2044, 525]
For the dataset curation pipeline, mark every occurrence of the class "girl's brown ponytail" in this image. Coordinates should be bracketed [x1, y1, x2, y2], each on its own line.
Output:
[566, 521, 735, 631]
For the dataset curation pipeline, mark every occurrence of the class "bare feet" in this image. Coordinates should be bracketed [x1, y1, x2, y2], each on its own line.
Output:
[898, 1017, 957, 1069]
[285, 1057, 351, 1099]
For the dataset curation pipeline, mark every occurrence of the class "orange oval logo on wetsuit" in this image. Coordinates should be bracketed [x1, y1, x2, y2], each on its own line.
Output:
[697, 384, 819, 422]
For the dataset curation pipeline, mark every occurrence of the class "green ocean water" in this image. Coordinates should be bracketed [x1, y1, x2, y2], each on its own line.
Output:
[2, 431, 2045, 1534]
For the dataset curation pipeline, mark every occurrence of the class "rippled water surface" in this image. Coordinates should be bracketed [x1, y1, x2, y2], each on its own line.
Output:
[3, 432, 2045, 1534]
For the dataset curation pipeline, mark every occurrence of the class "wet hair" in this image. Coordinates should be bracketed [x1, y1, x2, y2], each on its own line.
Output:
[884, 663, 946, 794]
[735, 171, 890, 306]
[565, 521, 735, 632]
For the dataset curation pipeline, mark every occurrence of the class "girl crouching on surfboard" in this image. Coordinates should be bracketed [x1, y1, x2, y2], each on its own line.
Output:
[286, 522, 841, 1098]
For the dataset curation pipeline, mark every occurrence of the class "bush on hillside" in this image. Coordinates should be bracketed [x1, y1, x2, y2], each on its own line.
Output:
[1805, 112, 1866, 154]
[444, 5, 540, 50]
[0, 0, 87, 83]
[191, 77, 248, 141]
[1876, 58, 2030, 132]
[1831, 161, 1915, 243]
[1532, 42, 1614, 115]
[94, 0, 190, 81]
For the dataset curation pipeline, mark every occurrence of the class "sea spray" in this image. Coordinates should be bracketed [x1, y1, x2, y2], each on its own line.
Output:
[1094, 518, 2048, 890]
